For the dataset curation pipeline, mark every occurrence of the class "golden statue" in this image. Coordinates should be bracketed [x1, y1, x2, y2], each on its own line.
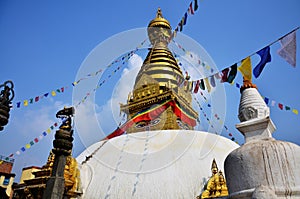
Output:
[199, 159, 229, 199]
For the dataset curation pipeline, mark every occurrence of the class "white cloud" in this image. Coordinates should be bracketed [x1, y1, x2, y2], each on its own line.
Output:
[98, 53, 142, 129]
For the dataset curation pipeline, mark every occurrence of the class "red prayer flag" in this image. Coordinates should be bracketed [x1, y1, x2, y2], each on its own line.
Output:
[278, 103, 283, 110]
[188, 2, 194, 15]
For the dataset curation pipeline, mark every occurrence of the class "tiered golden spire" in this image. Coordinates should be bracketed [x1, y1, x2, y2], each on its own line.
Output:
[120, 8, 198, 133]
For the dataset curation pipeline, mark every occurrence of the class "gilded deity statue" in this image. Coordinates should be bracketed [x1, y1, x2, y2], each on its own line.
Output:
[199, 159, 229, 199]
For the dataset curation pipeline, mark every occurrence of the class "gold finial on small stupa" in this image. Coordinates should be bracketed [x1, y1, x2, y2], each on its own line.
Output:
[240, 78, 257, 93]
[211, 158, 218, 174]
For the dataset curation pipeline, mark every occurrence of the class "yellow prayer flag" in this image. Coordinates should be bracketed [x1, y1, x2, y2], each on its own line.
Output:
[238, 56, 252, 81]
[51, 91, 56, 96]
[292, 109, 299, 115]
[25, 144, 31, 149]
[204, 77, 211, 93]
[46, 128, 51, 133]
[24, 100, 28, 106]
[0, 160, 3, 165]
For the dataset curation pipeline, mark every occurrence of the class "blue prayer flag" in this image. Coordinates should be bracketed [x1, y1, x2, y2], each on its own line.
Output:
[253, 46, 271, 78]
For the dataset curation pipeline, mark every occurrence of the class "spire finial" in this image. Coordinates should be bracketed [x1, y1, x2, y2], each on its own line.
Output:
[211, 158, 218, 174]
[156, 7, 163, 18]
[240, 78, 257, 93]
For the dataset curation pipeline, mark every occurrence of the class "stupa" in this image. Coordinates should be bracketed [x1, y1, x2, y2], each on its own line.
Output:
[76, 8, 239, 199]
[224, 79, 300, 198]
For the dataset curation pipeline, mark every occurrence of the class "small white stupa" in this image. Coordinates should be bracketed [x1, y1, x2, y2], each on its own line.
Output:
[225, 79, 300, 199]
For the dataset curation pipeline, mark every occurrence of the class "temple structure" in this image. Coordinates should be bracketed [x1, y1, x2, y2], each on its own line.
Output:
[12, 8, 300, 199]
[75, 9, 238, 199]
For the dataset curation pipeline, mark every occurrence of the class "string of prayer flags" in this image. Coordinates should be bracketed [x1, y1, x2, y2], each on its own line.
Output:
[15, 87, 67, 109]
[13, 39, 148, 110]
[194, 96, 238, 143]
[238, 57, 252, 81]
[5, 121, 60, 159]
[75, 43, 149, 107]
[173, 0, 199, 35]
[253, 46, 272, 78]
[277, 30, 297, 67]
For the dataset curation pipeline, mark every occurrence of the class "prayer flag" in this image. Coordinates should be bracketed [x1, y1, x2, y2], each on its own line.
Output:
[227, 64, 238, 83]
[194, 0, 199, 11]
[16, 102, 21, 108]
[204, 77, 211, 93]
[277, 30, 297, 67]
[16, 151, 20, 155]
[210, 76, 216, 87]
[30, 141, 34, 146]
[278, 103, 283, 110]
[21, 147, 26, 152]
[221, 68, 230, 83]
[46, 128, 51, 133]
[254, 46, 272, 78]
[29, 98, 33, 103]
[292, 109, 299, 115]
[285, 106, 291, 110]
[188, 2, 194, 15]
[25, 144, 31, 149]
[24, 100, 28, 106]
[42, 132, 47, 136]
[179, 21, 183, 32]
[35, 96, 39, 102]
[264, 97, 269, 105]
[183, 13, 188, 25]
[236, 83, 240, 88]
[194, 80, 200, 93]
[44, 93, 49, 97]
[214, 73, 221, 80]
[238, 57, 252, 81]
[271, 100, 276, 106]
[34, 138, 39, 143]
[51, 91, 56, 96]
[199, 79, 205, 90]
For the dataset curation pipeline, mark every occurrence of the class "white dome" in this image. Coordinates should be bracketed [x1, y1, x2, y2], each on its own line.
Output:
[76, 130, 239, 199]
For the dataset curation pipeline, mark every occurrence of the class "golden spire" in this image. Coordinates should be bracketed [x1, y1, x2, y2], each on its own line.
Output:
[120, 8, 198, 133]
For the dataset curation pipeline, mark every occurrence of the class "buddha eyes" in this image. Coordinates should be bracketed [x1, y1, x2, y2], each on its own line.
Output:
[135, 118, 161, 128]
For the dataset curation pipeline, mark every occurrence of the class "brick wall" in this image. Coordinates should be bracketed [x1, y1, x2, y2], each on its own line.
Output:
[0, 162, 13, 174]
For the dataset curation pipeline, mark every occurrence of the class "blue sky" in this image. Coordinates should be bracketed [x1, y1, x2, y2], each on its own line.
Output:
[0, 0, 299, 181]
